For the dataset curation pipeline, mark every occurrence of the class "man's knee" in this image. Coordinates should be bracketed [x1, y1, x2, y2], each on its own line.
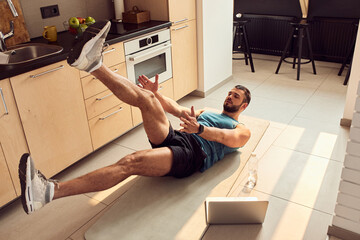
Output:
[115, 152, 144, 174]
[138, 90, 159, 111]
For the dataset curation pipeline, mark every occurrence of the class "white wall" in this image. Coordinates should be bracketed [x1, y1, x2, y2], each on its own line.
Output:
[19, 0, 114, 38]
[331, 80, 360, 237]
[342, 20, 360, 121]
[196, 0, 233, 93]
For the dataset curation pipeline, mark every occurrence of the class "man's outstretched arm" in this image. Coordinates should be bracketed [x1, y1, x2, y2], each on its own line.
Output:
[179, 109, 251, 148]
[137, 75, 203, 119]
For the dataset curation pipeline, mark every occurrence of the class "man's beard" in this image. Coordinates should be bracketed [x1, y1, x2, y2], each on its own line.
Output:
[223, 103, 241, 113]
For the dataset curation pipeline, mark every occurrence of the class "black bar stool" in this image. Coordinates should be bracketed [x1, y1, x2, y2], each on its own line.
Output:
[275, 19, 316, 80]
[338, 23, 358, 85]
[233, 19, 255, 72]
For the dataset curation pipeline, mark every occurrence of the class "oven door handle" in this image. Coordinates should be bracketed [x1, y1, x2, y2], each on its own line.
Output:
[128, 43, 172, 62]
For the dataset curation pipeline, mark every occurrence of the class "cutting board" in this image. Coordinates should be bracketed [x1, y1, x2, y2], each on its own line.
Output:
[0, 0, 30, 46]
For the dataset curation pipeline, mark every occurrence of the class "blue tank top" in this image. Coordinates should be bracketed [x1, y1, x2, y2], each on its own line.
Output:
[192, 111, 240, 172]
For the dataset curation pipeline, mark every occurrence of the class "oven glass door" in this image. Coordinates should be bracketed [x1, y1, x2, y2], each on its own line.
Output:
[134, 53, 166, 83]
[126, 42, 172, 84]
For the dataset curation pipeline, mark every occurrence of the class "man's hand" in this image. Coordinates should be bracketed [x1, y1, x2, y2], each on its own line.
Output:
[179, 106, 201, 134]
[137, 74, 159, 93]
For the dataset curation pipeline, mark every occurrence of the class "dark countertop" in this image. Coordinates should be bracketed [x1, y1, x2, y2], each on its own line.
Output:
[0, 20, 171, 80]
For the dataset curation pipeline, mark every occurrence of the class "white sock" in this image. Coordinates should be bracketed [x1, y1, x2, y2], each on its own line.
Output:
[48, 182, 55, 202]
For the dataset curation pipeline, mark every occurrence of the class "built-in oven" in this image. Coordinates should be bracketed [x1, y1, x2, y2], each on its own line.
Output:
[124, 28, 172, 85]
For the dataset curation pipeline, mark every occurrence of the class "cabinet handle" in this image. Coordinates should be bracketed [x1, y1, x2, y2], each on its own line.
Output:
[103, 48, 116, 54]
[30, 65, 64, 78]
[96, 92, 114, 101]
[172, 25, 189, 31]
[159, 86, 163, 91]
[99, 107, 123, 120]
[0, 88, 9, 115]
[173, 18, 188, 24]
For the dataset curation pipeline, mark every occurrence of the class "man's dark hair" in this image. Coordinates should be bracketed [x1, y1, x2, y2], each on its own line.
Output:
[235, 85, 251, 105]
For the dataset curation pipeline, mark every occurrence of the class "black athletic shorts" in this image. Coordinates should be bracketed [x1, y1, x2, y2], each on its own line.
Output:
[150, 124, 207, 178]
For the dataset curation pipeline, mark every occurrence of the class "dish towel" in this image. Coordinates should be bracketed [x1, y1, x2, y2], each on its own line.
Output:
[0, 52, 10, 64]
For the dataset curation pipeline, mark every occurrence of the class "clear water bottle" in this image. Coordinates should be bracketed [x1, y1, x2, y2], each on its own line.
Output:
[245, 152, 258, 189]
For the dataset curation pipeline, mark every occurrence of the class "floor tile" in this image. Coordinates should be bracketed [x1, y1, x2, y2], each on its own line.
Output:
[271, 63, 331, 88]
[252, 78, 316, 105]
[69, 197, 120, 240]
[55, 143, 138, 205]
[242, 96, 303, 124]
[274, 117, 349, 161]
[251, 126, 284, 159]
[113, 124, 151, 151]
[229, 146, 343, 214]
[0, 195, 106, 240]
[296, 93, 346, 125]
[203, 190, 332, 240]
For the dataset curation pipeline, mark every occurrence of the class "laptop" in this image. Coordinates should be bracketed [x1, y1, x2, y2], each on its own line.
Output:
[205, 197, 269, 225]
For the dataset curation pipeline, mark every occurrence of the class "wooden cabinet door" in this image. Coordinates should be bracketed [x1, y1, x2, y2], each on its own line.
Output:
[89, 103, 133, 150]
[10, 61, 93, 178]
[0, 143, 16, 206]
[171, 20, 198, 100]
[0, 78, 29, 196]
[168, 0, 196, 23]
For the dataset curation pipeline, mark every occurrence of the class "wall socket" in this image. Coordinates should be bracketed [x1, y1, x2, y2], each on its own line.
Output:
[40, 5, 60, 19]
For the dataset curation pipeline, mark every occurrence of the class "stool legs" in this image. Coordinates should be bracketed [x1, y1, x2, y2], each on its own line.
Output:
[306, 27, 316, 75]
[338, 36, 355, 83]
[276, 23, 316, 80]
[242, 25, 255, 72]
[275, 28, 294, 74]
[233, 22, 255, 72]
[297, 27, 304, 80]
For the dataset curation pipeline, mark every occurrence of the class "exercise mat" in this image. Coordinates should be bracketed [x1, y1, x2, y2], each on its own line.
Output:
[85, 115, 270, 240]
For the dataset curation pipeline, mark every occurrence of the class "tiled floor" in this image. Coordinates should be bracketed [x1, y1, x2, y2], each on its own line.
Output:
[0, 54, 349, 240]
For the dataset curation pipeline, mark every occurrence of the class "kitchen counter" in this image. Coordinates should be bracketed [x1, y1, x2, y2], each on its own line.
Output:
[0, 20, 171, 80]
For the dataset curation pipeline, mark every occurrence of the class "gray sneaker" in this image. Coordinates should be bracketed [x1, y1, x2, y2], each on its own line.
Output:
[67, 20, 111, 72]
[18, 153, 55, 214]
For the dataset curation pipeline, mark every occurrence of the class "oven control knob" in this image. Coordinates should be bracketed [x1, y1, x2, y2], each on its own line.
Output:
[146, 37, 152, 45]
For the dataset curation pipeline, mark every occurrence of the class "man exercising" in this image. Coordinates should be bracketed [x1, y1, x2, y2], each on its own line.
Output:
[18, 21, 251, 214]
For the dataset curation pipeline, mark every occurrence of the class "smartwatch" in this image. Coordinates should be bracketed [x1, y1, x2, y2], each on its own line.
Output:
[196, 124, 204, 135]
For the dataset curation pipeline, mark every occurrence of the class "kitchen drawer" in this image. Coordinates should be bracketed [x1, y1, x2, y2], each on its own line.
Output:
[81, 63, 127, 99]
[85, 89, 122, 120]
[80, 42, 125, 78]
[131, 78, 174, 126]
[89, 103, 133, 150]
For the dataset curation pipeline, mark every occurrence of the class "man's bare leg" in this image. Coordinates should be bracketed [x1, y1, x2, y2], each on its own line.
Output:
[18, 21, 173, 214]
[53, 147, 173, 199]
[91, 65, 169, 145]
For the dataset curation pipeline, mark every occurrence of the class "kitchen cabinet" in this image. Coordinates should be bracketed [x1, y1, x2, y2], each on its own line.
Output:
[81, 64, 125, 99]
[10, 61, 93, 178]
[89, 103, 133, 150]
[0, 144, 16, 206]
[170, 20, 198, 100]
[168, 0, 196, 23]
[131, 78, 174, 125]
[81, 41, 134, 149]
[0, 78, 29, 199]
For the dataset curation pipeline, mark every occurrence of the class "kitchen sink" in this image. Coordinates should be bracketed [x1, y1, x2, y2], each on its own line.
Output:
[0, 43, 63, 65]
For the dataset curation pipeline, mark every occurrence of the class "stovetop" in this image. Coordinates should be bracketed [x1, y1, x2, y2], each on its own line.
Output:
[109, 20, 172, 36]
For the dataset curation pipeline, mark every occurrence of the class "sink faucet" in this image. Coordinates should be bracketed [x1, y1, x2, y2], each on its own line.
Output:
[0, 21, 15, 52]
